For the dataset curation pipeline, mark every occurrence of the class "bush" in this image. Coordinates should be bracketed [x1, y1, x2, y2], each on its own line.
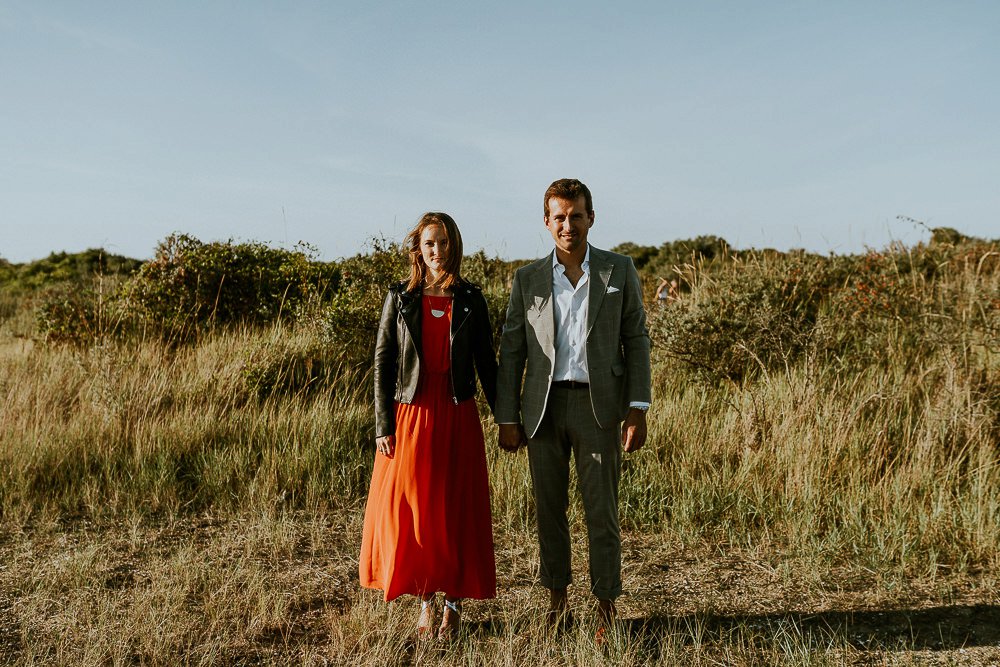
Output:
[312, 238, 408, 373]
[651, 251, 829, 383]
[0, 291, 17, 324]
[123, 234, 337, 342]
[33, 236, 340, 346]
[4, 250, 141, 338]
[9, 249, 142, 290]
[644, 235, 732, 281]
[0, 257, 14, 284]
[651, 239, 1000, 384]
[611, 242, 659, 271]
[36, 278, 132, 346]
[462, 249, 515, 346]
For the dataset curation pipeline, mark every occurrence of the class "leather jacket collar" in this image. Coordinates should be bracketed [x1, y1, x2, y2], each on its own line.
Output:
[394, 282, 475, 345]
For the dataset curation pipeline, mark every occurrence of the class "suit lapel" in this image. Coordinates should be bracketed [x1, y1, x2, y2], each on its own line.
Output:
[587, 248, 613, 335]
[526, 253, 556, 363]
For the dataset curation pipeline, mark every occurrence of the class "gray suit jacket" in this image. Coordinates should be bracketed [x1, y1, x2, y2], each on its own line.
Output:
[496, 245, 652, 437]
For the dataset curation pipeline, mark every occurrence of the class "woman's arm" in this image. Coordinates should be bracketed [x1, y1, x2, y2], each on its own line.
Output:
[373, 289, 400, 439]
[472, 291, 498, 413]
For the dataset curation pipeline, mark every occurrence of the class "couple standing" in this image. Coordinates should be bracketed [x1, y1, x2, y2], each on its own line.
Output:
[359, 178, 652, 640]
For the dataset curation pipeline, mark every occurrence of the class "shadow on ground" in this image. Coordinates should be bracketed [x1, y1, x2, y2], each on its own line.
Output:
[626, 604, 1000, 652]
[466, 604, 1000, 653]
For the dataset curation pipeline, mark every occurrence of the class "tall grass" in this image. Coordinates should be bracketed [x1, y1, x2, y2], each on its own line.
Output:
[0, 326, 376, 523]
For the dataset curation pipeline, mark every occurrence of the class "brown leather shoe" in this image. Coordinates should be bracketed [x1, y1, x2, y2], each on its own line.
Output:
[595, 598, 617, 646]
[545, 588, 573, 632]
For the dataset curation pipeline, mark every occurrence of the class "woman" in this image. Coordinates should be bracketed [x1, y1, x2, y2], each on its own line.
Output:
[359, 212, 498, 640]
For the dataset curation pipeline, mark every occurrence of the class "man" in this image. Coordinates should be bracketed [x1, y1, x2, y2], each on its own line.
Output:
[496, 178, 652, 631]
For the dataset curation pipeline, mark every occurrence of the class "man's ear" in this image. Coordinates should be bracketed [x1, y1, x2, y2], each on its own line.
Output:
[588, 210, 595, 227]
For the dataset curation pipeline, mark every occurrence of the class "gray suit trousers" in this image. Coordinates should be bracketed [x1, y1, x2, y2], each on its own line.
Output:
[527, 385, 622, 600]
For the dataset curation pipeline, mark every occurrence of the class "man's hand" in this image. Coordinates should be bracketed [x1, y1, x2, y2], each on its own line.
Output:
[621, 408, 647, 453]
[375, 434, 396, 458]
[498, 423, 527, 452]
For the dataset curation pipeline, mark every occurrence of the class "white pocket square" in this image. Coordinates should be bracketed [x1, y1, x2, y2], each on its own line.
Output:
[606, 286, 620, 294]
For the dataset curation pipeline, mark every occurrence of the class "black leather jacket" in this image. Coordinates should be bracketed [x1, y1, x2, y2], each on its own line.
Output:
[374, 281, 498, 438]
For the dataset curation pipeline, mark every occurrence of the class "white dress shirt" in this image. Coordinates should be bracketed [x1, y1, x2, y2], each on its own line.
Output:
[552, 247, 591, 383]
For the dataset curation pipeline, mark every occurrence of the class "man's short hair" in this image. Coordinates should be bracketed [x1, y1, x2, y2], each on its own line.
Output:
[543, 179, 593, 218]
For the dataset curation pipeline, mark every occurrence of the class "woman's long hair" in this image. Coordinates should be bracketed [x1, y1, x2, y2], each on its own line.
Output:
[404, 212, 464, 292]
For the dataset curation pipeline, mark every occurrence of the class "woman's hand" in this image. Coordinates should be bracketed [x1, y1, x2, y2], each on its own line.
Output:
[375, 435, 396, 458]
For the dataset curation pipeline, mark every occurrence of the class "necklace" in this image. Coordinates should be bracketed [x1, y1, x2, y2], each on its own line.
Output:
[426, 293, 450, 319]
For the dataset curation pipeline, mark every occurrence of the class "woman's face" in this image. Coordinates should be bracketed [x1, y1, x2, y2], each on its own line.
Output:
[420, 224, 449, 278]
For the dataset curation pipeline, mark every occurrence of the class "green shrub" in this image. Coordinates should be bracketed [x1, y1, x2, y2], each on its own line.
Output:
[36, 278, 132, 346]
[644, 235, 732, 281]
[650, 251, 828, 383]
[313, 238, 407, 372]
[0, 257, 14, 284]
[123, 234, 337, 341]
[652, 240, 1000, 384]
[611, 242, 659, 271]
[9, 249, 141, 290]
[462, 249, 515, 347]
[0, 291, 17, 323]
[5, 250, 141, 339]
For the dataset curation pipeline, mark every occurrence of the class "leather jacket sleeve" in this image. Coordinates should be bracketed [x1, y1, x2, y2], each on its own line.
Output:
[472, 291, 498, 413]
[373, 289, 399, 438]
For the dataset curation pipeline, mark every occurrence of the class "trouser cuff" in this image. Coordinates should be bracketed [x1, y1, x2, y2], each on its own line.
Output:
[590, 584, 622, 601]
[539, 574, 572, 590]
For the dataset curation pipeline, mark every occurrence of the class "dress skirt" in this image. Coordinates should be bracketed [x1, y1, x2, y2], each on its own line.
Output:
[359, 295, 497, 601]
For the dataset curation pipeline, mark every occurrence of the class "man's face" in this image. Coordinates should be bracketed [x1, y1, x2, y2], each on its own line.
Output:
[544, 196, 594, 255]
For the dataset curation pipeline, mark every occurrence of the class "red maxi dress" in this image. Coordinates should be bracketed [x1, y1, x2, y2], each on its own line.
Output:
[359, 295, 497, 601]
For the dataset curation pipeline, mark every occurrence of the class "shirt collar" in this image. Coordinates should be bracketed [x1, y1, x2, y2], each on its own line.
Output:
[552, 244, 590, 275]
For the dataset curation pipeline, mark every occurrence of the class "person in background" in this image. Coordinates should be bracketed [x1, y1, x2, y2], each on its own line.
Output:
[360, 212, 498, 640]
[656, 277, 680, 304]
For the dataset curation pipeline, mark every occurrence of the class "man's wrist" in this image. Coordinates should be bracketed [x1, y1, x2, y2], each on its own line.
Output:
[628, 402, 650, 412]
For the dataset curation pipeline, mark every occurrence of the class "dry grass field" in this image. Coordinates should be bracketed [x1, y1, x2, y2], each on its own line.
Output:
[1, 237, 998, 665]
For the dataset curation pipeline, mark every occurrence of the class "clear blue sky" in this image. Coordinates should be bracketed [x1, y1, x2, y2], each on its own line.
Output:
[2, 1, 997, 263]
